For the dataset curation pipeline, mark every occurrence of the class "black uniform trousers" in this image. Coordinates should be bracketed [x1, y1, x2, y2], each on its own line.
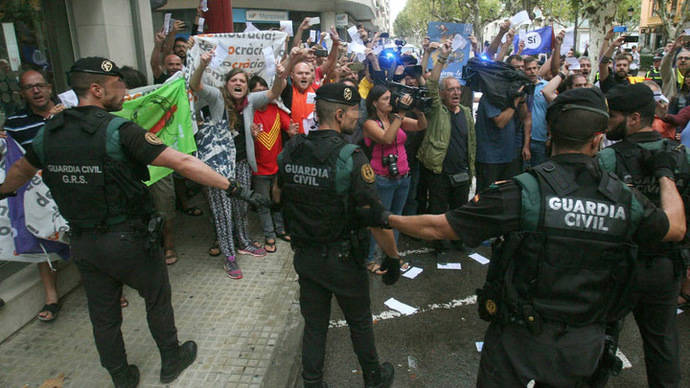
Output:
[71, 221, 179, 371]
[293, 243, 379, 383]
[631, 256, 681, 388]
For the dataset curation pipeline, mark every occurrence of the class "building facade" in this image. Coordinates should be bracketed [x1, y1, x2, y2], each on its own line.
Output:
[639, 0, 688, 52]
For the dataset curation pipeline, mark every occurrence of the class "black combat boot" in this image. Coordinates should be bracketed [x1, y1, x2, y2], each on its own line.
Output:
[160, 340, 197, 383]
[303, 379, 329, 388]
[363, 362, 394, 388]
[109, 364, 140, 388]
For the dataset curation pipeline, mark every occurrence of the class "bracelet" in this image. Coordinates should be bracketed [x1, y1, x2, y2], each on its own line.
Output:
[558, 72, 566, 79]
[392, 114, 402, 121]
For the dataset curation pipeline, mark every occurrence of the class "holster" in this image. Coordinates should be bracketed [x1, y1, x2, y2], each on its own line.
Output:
[349, 228, 370, 267]
[587, 321, 623, 388]
[145, 215, 164, 257]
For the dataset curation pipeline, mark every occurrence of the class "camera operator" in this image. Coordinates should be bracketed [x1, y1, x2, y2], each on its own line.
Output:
[417, 41, 477, 255]
[362, 85, 427, 272]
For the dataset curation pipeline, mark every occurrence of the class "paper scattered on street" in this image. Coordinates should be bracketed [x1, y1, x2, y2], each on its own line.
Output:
[678, 308, 684, 315]
[510, 10, 531, 27]
[437, 263, 462, 270]
[384, 298, 418, 315]
[245, 22, 260, 33]
[280, 20, 293, 37]
[475, 342, 483, 352]
[402, 267, 423, 279]
[308, 17, 320, 26]
[452, 34, 467, 51]
[57, 90, 78, 108]
[469, 253, 489, 265]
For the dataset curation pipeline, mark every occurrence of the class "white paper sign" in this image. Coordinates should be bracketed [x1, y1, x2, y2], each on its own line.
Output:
[57, 90, 79, 108]
[437, 263, 462, 270]
[475, 342, 484, 352]
[309, 30, 317, 42]
[306, 92, 316, 104]
[469, 253, 490, 265]
[452, 34, 467, 51]
[510, 10, 531, 27]
[163, 13, 172, 35]
[685, 29, 690, 36]
[402, 267, 423, 279]
[262, 46, 276, 79]
[245, 22, 260, 33]
[384, 298, 418, 315]
[280, 20, 294, 37]
[566, 56, 580, 70]
[349, 41, 366, 54]
[308, 17, 320, 26]
[209, 43, 229, 69]
[200, 0, 208, 12]
[373, 44, 384, 55]
[561, 29, 574, 56]
[197, 17, 205, 33]
[347, 25, 363, 45]
[303, 112, 316, 135]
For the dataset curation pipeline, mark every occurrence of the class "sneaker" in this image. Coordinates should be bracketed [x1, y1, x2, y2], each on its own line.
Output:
[224, 256, 243, 279]
[238, 243, 267, 257]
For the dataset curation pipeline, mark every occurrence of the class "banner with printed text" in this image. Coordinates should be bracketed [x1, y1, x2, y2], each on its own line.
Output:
[184, 31, 288, 90]
[114, 76, 196, 185]
[426, 22, 473, 83]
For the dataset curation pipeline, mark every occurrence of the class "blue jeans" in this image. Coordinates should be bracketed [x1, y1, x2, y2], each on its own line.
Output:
[526, 140, 548, 168]
[403, 159, 420, 215]
[367, 174, 410, 263]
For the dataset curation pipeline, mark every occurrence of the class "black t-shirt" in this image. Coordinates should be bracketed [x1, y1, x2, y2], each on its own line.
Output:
[154, 72, 171, 84]
[445, 161, 669, 248]
[25, 120, 167, 169]
[235, 111, 247, 161]
[600, 72, 630, 93]
[442, 109, 469, 174]
[403, 111, 424, 166]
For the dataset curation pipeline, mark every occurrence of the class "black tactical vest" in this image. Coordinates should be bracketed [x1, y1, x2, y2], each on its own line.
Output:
[37, 107, 153, 229]
[278, 133, 356, 245]
[505, 160, 638, 326]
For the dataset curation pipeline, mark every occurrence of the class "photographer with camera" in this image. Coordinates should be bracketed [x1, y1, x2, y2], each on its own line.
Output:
[362, 85, 427, 272]
[416, 40, 477, 255]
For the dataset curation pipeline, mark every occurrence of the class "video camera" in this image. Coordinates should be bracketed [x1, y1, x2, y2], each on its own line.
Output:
[388, 81, 432, 113]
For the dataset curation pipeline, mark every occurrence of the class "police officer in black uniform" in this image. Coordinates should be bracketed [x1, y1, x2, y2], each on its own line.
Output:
[273, 83, 400, 388]
[598, 83, 690, 388]
[358, 88, 687, 387]
[0, 57, 263, 387]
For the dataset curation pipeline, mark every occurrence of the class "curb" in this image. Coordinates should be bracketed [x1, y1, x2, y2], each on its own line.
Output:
[262, 297, 303, 388]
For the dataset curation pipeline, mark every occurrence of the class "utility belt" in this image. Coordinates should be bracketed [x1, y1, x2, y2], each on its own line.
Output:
[291, 228, 369, 267]
[69, 214, 163, 256]
[638, 246, 686, 277]
[477, 286, 546, 335]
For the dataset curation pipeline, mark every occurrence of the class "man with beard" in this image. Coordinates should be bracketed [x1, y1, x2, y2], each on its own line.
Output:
[597, 83, 690, 388]
[0, 57, 264, 387]
[578, 57, 592, 84]
[273, 82, 399, 388]
[2, 70, 66, 323]
[598, 36, 631, 93]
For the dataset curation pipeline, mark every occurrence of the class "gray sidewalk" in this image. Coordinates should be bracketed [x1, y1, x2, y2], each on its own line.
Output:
[0, 199, 302, 388]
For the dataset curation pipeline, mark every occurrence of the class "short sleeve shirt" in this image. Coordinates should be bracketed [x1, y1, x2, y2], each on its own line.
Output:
[529, 81, 549, 142]
[475, 95, 520, 164]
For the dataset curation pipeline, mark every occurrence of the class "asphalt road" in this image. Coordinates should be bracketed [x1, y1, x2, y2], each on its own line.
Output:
[311, 236, 690, 387]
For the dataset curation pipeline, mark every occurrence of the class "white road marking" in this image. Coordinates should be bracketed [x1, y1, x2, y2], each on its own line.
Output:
[329, 295, 477, 328]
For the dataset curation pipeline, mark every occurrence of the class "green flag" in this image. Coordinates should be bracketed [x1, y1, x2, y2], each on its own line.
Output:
[114, 77, 197, 185]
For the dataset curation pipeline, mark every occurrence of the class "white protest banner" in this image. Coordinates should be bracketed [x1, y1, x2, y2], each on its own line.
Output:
[280, 20, 293, 37]
[185, 31, 288, 90]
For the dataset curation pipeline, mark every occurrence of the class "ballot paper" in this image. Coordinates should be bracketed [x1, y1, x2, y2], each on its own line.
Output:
[349, 41, 366, 54]
[469, 253, 490, 265]
[452, 34, 467, 51]
[437, 263, 462, 270]
[678, 308, 684, 315]
[280, 20, 294, 37]
[58, 90, 78, 108]
[561, 29, 574, 56]
[384, 298, 418, 315]
[373, 44, 384, 55]
[348, 25, 363, 44]
[245, 22, 260, 33]
[197, 17, 205, 33]
[309, 30, 317, 42]
[163, 13, 172, 34]
[308, 17, 321, 26]
[263, 46, 276, 78]
[566, 56, 581, 70]
[518, 30, 527, 43]
[200, 0, 208, 12]
[510, 10, 531, 27]
[209, 43, 228, 69]
[475, 342, 484, 352]
[402, 267, 423, 279]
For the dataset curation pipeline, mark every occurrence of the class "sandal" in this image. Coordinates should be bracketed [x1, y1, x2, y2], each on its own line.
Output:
[265, 238, 277, 253]
[38, 303, 60, 322]
[367, 262, 381, 273]
[276, 232, 291, 242]
[165, 249, 178, 265]
[679, 292, 690, 309]
[183, 206, 203, 216]
[208, 241, 221, 257]
[120, 297, 129, 308]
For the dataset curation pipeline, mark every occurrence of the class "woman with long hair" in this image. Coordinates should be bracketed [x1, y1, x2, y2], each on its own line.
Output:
[362, 85, 427, 272]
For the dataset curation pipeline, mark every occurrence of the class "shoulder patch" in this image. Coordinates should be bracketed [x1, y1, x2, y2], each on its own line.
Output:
[144, 132, 163, 145]
[361, 163, 375, 183]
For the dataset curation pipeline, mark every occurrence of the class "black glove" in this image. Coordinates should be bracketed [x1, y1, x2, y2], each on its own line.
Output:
[225, 181, 271, 208]
[380, 256, 401, 285]
[355, 200, 392, 228]
[646, 150, 678, 180]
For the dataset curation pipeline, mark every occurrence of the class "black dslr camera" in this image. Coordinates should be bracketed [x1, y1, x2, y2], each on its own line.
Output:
[382, 154, 399, 177]
[388, 82, 433, 113]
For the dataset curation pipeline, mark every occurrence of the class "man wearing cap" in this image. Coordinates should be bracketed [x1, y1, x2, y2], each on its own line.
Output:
[598, 83, 690, 388]
[0, 57, 265, 387]
[274, 82, 400, 388]
[357, 88, 686, 387]
[647, 55, 664, 87]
